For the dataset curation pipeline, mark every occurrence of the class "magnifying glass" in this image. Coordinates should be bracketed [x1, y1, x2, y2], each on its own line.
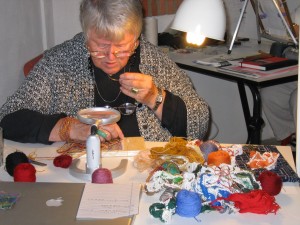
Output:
[77, 107, 121, 125]
[70, 107, 126, 180]
[77, 107, 121, 138]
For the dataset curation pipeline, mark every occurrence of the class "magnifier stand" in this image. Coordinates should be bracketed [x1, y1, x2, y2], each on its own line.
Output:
[69, 110, 127, 181]
[69, 157, 128, 181]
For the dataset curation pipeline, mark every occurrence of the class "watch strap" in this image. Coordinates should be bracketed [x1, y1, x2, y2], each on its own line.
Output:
[152, 88, 163, 112]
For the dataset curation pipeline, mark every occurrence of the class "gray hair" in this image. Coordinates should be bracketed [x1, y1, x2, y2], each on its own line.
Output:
[80, 0, 143, 41]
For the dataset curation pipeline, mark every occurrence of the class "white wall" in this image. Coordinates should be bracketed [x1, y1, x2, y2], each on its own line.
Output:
[0, 0, 296, 143]
[50, 0, 82, 48]
[0, 0, 44, 106]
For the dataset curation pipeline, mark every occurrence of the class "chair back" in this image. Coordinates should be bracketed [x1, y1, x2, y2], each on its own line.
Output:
[23, 54, 43, 77]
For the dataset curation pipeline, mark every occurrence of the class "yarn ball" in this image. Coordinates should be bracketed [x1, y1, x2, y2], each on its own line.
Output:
[176, 189, 202, 217]
[5, 151, 29, 176]
[207, 150, 231, 166]
[200, 140, 219, 161]
[14, 163, 36, 182]
[258, 171, 283, 196]
[92, 168, 113, 184]
[53, 154, 73, 168]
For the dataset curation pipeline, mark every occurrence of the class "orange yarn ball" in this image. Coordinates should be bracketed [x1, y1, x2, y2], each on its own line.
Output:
[207, 150, 231, 166]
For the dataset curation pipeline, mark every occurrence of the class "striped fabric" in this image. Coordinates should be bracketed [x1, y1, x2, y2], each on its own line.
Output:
[141, 0, 183, 17]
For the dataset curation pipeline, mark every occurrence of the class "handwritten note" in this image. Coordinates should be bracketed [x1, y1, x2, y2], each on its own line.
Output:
[76, 183, 141, 220]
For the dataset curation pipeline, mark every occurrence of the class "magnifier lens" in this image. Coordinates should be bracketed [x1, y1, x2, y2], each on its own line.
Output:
[118, 103, 136, 115]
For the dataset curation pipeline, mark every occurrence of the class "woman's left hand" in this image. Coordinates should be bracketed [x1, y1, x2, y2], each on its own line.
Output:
[119, 72, 157, 109]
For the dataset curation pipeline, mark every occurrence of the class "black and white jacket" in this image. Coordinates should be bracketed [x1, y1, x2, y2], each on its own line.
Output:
[0, 33, 209, 142]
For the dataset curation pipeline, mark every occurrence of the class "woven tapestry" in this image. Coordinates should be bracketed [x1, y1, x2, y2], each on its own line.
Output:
[236, 145, 300, 183]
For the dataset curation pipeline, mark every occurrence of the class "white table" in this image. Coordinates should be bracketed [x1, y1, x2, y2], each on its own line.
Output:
[1, 139, 300, 225]
[169, 41, 298, 144]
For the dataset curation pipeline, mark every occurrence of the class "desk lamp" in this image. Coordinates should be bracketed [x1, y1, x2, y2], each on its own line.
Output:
[295, 6, 299, 176]
[171, 0, 226, 46]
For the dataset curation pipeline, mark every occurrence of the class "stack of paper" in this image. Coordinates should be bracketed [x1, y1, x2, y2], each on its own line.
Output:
[76, 183, 141, 220]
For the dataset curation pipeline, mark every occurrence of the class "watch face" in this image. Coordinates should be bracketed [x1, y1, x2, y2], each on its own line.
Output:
[156, 88, 163, 103]
[157, 95, 163, 103]
[153, 88, 163, 111]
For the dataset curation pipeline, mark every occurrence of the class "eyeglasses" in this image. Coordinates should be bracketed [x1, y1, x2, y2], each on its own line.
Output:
[105, 102, 138, 115]
[88, 41, 137, 59]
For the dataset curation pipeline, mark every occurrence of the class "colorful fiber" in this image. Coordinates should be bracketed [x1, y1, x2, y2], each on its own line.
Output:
[5, 151, 29, 176]
[92, 168, 113, 184]
[216, 189, 280, 214]
[200, 140, 219, 161]
[13, 163, 36, 182]
[258, 171, 282, 196]
[53, 154, 72, 168]
[176, 189, 202, 217]
[207, 150, 231, 166]
[149, 198, 176, 223]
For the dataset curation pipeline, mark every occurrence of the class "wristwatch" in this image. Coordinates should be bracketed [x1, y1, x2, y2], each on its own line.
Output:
[152, 88, 163, 112]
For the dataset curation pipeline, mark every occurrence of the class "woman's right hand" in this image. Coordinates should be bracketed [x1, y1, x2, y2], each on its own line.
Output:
[97, 123, 124, 142]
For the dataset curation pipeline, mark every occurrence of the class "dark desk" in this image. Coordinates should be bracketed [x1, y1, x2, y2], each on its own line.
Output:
[169, 43, 298, 144]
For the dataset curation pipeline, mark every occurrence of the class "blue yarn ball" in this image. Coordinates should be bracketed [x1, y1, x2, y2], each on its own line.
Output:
[176, 190, 202, 217]
[200, 140, 219, 161]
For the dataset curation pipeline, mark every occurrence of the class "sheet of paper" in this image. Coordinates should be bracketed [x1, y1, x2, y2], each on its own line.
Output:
[76, 183, 141, 220]
[193, 51, 256, 68]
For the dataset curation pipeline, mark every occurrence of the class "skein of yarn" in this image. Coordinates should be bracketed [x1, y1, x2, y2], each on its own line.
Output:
[92, 168, 113, 184]
[176, 189, 202, 217]
[14, 163, 36, 182]
[53, 154, 73, 168]
[207, 150, 231, 166]
[258, 171, 283, 196]
[223, 189, 280, 214]
[200, 140, 219, 161]
[5, 151, 29, 176]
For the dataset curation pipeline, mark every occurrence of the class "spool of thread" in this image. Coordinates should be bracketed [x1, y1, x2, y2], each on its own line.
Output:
[258, 171, 283, 196]
[207, 150, 231, 166]
[176, 189, 202, 217]
[53, 154, 73, 168]
[14, 163, 36, 182]
[92, 168, 113, 184]
[200, 140, 219, 161]
[5, 151, 29, 176]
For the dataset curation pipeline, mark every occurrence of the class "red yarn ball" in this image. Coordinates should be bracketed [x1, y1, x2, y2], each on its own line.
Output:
[258, 171, 283, 196]
[14, 163, 36, 182]
[92, 168, 113, 184]
[53, 154, 73, 168]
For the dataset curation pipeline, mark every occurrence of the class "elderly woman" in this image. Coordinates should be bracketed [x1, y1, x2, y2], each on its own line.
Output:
[0, 0, 209, 144]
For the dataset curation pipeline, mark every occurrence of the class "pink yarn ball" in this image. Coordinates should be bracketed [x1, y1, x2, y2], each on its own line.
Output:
[92, 168, 113, 184]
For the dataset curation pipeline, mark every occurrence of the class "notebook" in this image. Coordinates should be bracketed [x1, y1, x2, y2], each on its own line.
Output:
[0, 182, 134, 225]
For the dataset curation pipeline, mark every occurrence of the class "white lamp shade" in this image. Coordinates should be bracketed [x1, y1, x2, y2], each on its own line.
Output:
[171, 0, 226, 41]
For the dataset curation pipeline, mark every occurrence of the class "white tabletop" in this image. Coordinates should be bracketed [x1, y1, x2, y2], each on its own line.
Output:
[168, 40, 298, 83]
[1, 140, 300, 225]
